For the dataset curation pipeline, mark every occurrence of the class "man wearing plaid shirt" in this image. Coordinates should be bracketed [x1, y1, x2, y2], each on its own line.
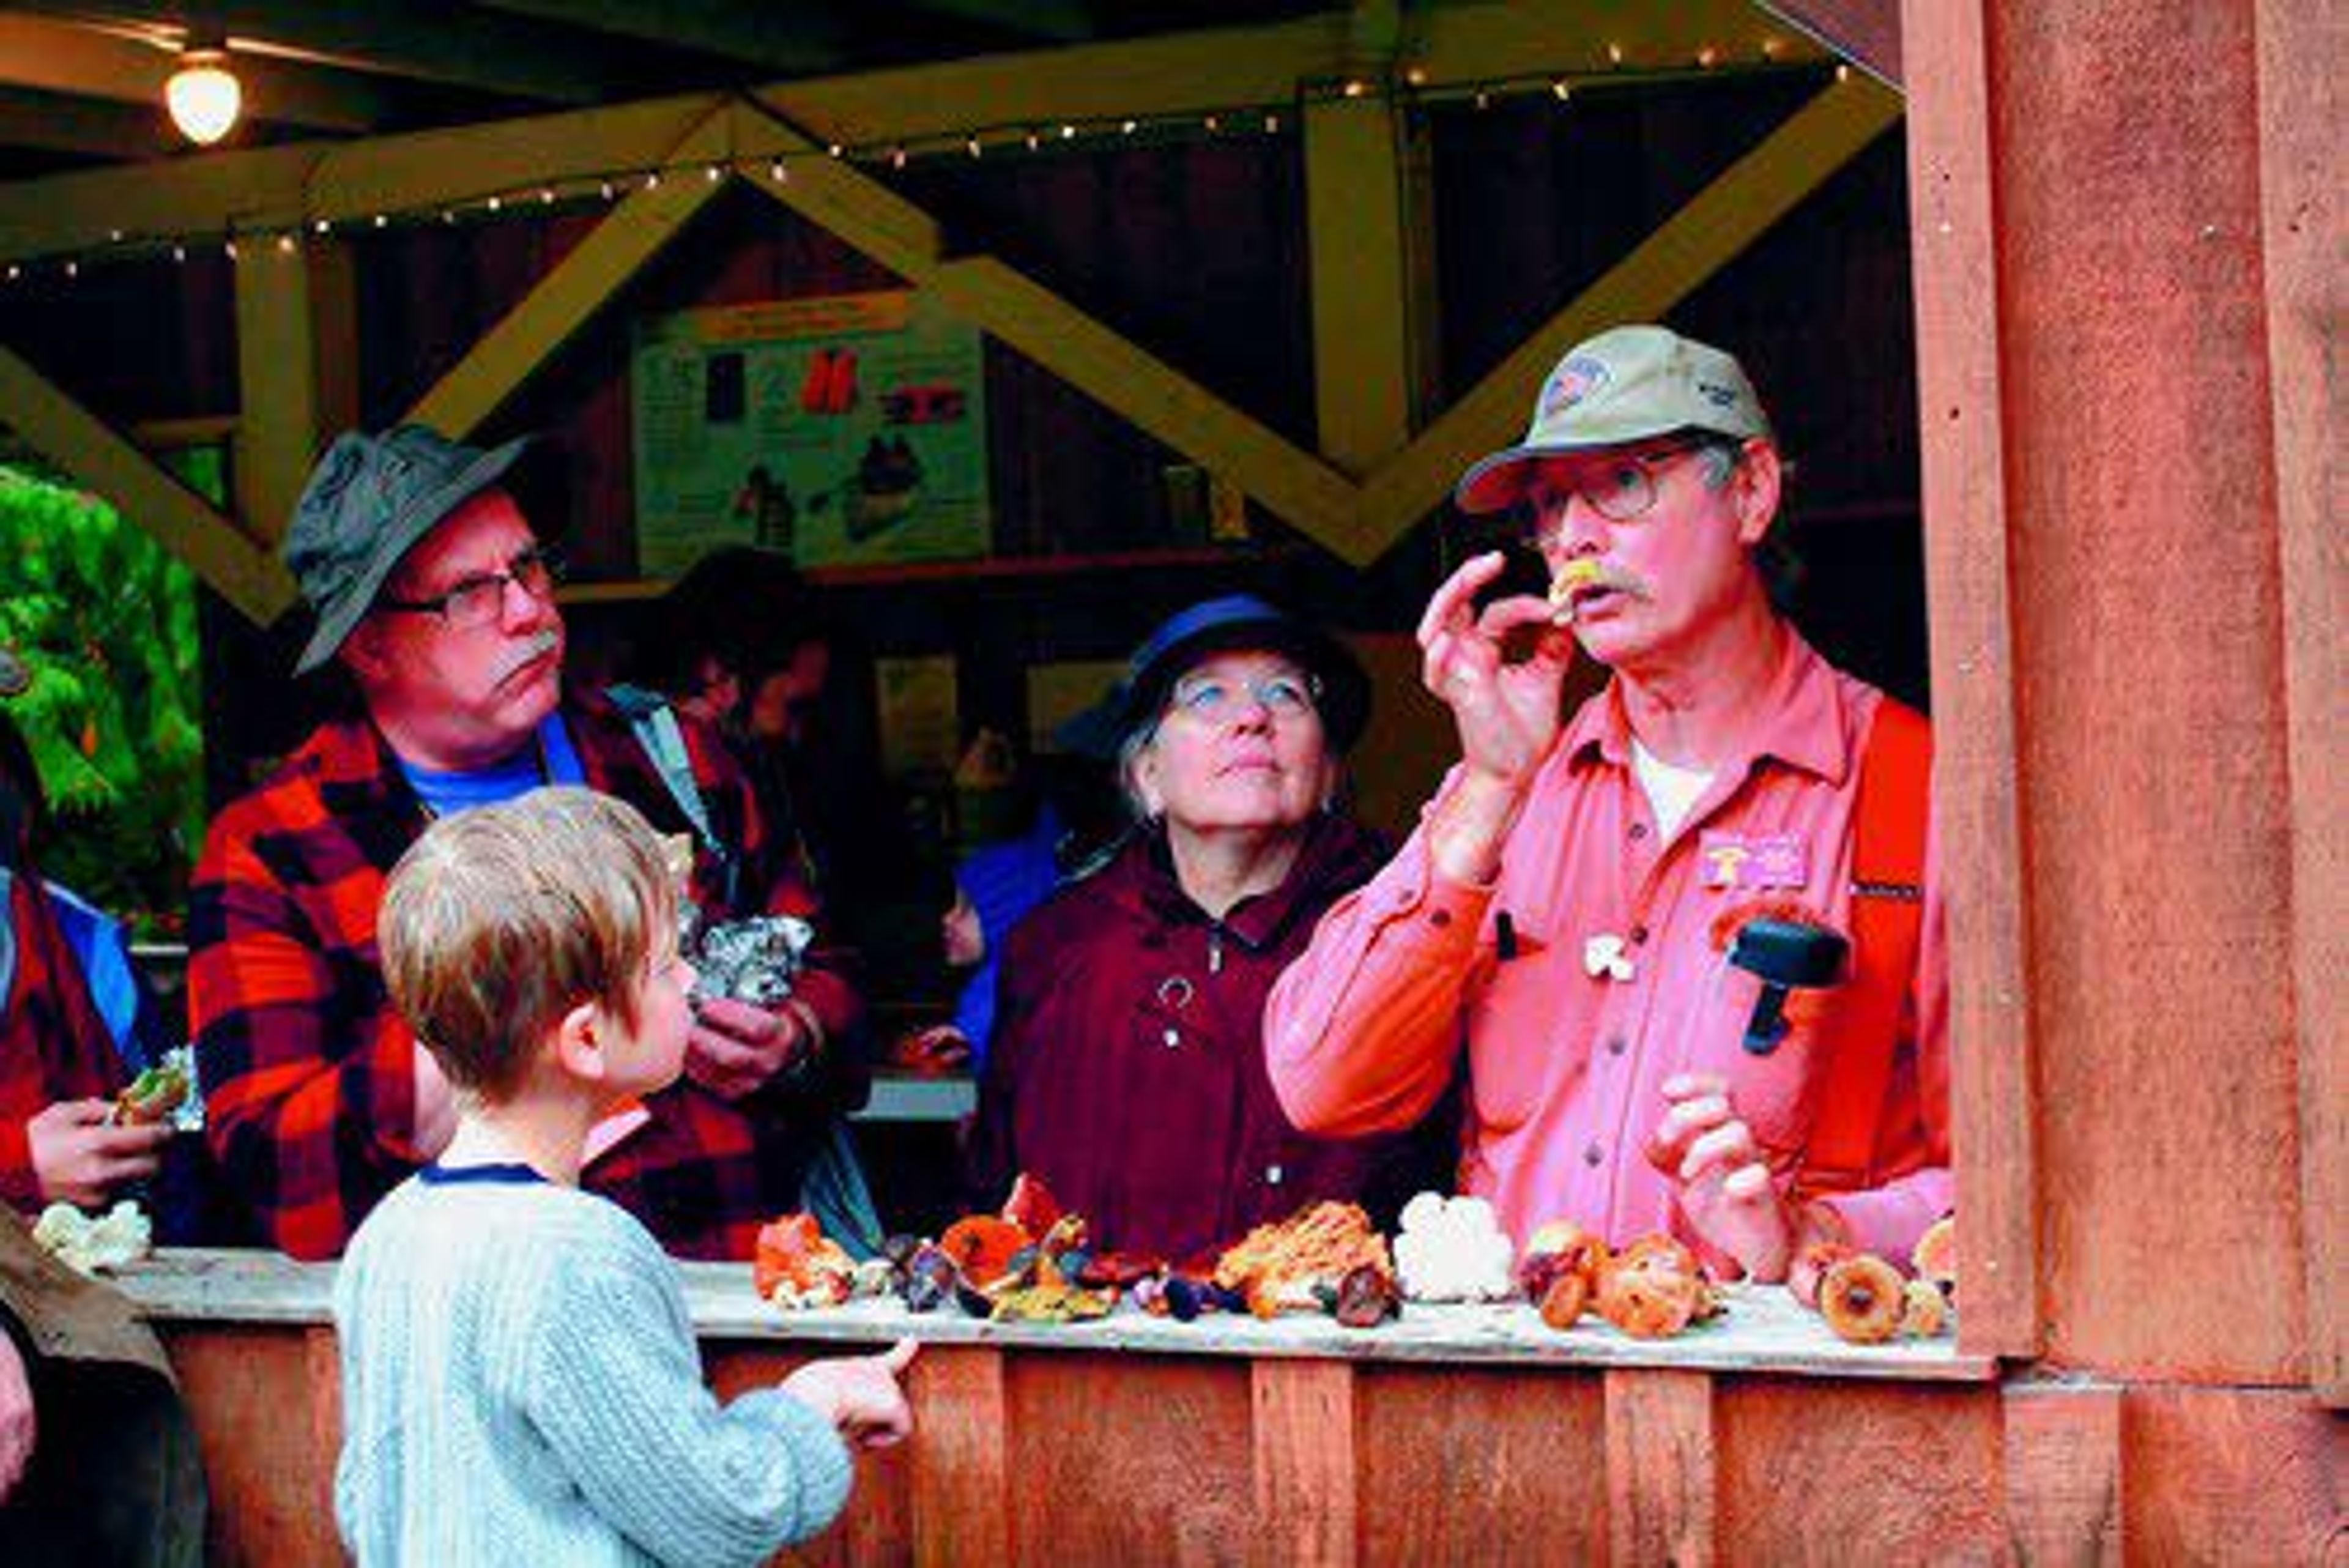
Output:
[188, 426, 865, 1261]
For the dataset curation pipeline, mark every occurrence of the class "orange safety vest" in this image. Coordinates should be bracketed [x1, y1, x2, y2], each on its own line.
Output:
[1796, 698, 1933, 1195]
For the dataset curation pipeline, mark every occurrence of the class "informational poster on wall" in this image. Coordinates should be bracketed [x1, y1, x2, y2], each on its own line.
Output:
[631, 290, 990, 575]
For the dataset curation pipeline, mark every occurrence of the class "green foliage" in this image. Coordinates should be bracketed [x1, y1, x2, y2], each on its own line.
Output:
[0, 461, 207, 938]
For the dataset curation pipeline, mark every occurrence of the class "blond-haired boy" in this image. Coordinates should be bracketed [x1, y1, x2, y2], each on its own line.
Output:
[334, 787, 912, 1567]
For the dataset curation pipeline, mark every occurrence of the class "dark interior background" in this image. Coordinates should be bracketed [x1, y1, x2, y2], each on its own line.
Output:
[0, 63, 1923, 1016]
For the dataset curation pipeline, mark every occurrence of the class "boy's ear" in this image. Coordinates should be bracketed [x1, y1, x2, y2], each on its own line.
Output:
[552, 999, 609, 1083]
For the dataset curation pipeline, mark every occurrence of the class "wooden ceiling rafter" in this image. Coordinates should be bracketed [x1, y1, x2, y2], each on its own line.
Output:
[0, 339, 293, 620]
[356, 75, 1901, 579]
[404, 104, 738, 437]
[728, 97, 1363, 544]
[0, 86, 179, 162]
[0, 2, 1836, 262]
[1345, 72, 1904, 559]
[0, 3, 1892, 611]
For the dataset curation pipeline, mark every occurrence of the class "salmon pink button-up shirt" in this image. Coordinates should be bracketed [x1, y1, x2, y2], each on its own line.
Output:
[1266, 634, 1951, 1264]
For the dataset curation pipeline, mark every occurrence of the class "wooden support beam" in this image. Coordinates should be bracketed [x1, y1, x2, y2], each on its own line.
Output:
[130, 415, 240, 450]
[932, 256, 1359, 548]
[0, 2, 1830, 263]
[767, 0, 1829, 150]
[1345, 73, 1901, 562]
[752, 2, 1827, 154]
[726, 104, 945, 279]
[1303, 94, 1421, 475]
[1412, 0, 1831, 84]
[1250, 1360, 1357, 1567]
[0, 340, 294, 620]
[0, 86, 177, 162]
[0, 13, 389, 133]
[2001, 1383, 2124, 1564]
[908, 1347, 1009, 1566]
[733, 103, 1359, 551]
[2251, 0, 2344, 1405]
[744, 17, 1346, 151]
[1604, 1369, 1717, 1567]
[1899, 0, 2039, 1361]
[308, 95, 726, 236]
[406, 106, 733, 439]
[0, 143, 321, 266]
[232, 236, 326, 546]
[0, 93, 727, 264]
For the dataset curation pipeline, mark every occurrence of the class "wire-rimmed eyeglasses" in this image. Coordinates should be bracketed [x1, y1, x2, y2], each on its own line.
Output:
[377, 544, 564, 629]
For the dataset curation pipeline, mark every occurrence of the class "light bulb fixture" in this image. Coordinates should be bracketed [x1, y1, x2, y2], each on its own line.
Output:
[166, 45, 242, 146]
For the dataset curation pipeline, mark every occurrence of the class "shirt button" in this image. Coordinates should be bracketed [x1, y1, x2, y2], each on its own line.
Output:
[1606, 1035, 1627, 1057]
[1265, 1164, 1284, 1186]
[1629, 924, 1650, 945]
[1628, 822, 1649, 841]
[1162, 1027, 1180, 1049]
[1583, 1142, 1605, 1167]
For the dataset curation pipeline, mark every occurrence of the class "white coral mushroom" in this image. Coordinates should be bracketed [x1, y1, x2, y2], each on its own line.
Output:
[1393, 1192, 1516, 1302]
[31, 1200, 152, 1276]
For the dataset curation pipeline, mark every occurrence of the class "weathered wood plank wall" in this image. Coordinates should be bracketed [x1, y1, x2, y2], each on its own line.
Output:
[158, 1325, 2339, 1566]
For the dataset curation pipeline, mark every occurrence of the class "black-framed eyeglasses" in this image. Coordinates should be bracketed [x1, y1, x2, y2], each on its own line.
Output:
[377, 544, 564, 629]
[1518, 439, 1729, 546]
[1167, 669, 1322, 723]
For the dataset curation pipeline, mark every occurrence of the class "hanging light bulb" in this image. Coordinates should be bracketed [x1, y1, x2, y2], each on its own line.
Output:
[166, 44, 242, 146]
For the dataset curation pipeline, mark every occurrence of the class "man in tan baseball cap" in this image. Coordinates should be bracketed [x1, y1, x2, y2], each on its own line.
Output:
[1268, 324, 1953, 1296]
[1453, 324, 1775, 514]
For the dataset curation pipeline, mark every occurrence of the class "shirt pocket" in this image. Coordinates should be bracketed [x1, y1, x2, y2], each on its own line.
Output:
[1713, 967, 1837, 1161]
[1463, 940, 1585, 1135]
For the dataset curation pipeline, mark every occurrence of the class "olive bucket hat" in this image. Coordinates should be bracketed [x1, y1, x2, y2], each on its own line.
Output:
[1453, 324, 1774, 515]
[283, 423, 539, 674]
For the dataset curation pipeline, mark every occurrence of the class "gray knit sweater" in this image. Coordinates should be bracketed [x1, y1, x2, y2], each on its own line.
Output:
[333, 1172, 854, 1567]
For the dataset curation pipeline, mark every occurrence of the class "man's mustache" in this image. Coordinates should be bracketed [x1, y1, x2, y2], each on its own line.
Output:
[495, 629, 562, 682]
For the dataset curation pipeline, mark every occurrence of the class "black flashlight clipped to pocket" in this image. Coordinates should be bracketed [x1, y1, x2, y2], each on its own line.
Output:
[1727, 918, 1848, 1055]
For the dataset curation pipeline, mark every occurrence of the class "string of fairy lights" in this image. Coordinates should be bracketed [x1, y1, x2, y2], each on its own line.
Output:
[0, 56, 1851, 285]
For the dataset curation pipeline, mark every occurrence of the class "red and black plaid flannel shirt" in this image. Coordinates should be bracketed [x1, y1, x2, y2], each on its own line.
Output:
[0, 867, 127, 1210]
[187, 691, 866, 1260]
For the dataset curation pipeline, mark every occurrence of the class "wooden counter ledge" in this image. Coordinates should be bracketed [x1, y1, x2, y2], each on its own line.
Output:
[114, 1246, 1994, 1383]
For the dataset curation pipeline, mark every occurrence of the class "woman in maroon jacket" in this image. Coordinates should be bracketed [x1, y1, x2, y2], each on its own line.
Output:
[968, 598, 1450, 1263]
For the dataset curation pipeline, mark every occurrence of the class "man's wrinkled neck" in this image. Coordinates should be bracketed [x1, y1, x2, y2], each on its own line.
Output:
[1616, 589, 1787, 771]
[371, 705, 538, 774]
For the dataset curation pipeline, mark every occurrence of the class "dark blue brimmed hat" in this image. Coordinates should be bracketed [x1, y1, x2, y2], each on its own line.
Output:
[283, 424, 540, 674]
[1056, 595, 1369, 757]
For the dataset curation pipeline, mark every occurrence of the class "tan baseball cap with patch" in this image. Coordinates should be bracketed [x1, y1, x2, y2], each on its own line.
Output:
[1454, 325, 1774, 515]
